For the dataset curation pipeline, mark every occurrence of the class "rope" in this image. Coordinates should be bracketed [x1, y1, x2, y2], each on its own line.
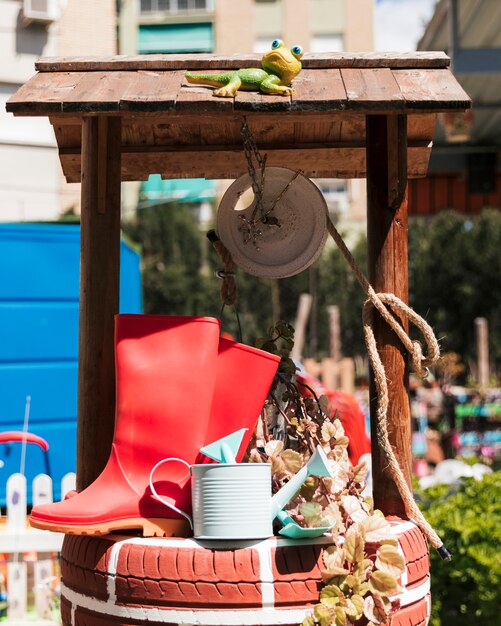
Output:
[326, 217, 450, 559]
[207, 230, 238, 306]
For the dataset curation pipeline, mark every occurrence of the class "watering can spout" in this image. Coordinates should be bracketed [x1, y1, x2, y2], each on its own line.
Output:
[199, 428, 247, 463]
[270, 445, 333, 519]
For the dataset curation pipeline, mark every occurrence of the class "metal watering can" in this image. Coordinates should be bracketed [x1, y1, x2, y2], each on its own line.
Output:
[149, 429, 335, 540]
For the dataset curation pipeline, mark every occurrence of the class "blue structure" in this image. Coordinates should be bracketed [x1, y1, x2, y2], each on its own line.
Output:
[0, 223, 142, 504]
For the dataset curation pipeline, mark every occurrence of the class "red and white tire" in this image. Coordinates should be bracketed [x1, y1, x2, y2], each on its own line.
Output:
[60, 518, 430, 626]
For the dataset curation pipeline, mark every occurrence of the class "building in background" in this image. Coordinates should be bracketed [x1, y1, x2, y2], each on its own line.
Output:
[2, 1, 375, 226]
[410, 0, 501, 215]
[0, 0, 116, 222]
[118, 0, 374, 234]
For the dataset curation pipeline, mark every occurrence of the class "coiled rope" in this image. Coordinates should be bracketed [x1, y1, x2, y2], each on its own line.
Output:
[326, 218, 450, 559]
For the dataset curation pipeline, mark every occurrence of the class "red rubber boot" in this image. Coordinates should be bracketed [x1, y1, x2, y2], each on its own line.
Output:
[201, 337, 280, 461]
[30, 314, 221, 537]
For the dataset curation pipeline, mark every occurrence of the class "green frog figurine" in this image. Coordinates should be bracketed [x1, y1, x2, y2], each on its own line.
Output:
[184, 39, 303, 97]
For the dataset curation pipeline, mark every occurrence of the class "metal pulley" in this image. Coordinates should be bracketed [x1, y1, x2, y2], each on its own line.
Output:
[216, 166, 328, 279]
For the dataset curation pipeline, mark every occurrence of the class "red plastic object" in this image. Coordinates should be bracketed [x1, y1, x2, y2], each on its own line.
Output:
[325, 389, 371, 465]
[297, 372, 371, 465]
[30, 314, 221, 537]
[201, 337, 280, 462]
[0, 431, 49, 451]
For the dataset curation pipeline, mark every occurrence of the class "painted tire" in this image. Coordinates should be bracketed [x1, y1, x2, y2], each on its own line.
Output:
[60, 518, 430, 626]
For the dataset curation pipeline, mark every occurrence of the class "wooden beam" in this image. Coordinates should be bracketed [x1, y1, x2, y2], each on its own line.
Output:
[77, 116, 122, 490]
[366, 114, 412, 517]
[58, 144, 432, 182]
[34, 51, 451, 73]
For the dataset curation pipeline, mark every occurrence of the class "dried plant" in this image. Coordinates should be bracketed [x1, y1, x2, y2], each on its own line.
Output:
[249, 321, 405, 626]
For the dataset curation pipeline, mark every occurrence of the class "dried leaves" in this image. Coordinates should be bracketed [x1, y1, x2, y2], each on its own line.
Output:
[252, 322, 406, 626]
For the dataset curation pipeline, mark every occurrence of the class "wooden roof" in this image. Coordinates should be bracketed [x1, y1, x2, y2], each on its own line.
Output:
[7, 52, 471, 182]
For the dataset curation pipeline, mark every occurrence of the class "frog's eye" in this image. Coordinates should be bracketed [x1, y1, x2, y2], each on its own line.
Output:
[271, 39, 283, 50]
[291, 45, 303, 59]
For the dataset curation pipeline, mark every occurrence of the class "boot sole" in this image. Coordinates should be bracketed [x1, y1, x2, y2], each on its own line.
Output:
[29, 516, 190, 537]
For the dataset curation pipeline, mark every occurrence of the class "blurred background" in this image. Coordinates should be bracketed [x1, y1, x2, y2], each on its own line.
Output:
[0, 1, 500, 624]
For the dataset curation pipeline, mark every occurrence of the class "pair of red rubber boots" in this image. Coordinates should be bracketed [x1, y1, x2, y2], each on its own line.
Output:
[29, 315, 279, 537]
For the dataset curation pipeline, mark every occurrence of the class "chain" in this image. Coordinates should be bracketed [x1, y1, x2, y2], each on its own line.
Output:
[240, 118, 267, 222]
[265, 169, 303, 218]
[239, 119, 305, 249]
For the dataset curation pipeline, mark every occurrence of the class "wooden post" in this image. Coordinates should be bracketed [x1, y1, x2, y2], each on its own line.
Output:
[291, 293, 313, 361]
[475, 317, 489, 388]
[77, 115, 122, 490]
[366, 114, 411, 517]
[327, 305, 341, 362]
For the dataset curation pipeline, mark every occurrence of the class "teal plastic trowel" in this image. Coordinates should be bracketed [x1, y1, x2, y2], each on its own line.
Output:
[199, 430, 337, 539]
[271, 445, 336, 539]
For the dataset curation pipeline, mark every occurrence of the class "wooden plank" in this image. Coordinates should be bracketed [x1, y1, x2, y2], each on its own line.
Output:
[6, 71, 83, 113]
[340, 113, 366, 143]
[153, 120, 202, 147]
[7, 561, 27, 620]
[0, 530, 65, 553]
[121, 146, 365, 179]
[452, 176, 467, 213]
[10, 72, 468, 116]
[32, 474, 53, 506]
[393, 69, 472, 109]
[120, 70, 183, 111]
[295, 118, 343, 143]
[122, 120, 154, 147]
[34, 51, 451, 73]
[47, 111, 378, 127]
[291, 68, 347, 111]
[77, 116, 122, 490]
[34, 558, 53, 620]
[7, 473, 27, 531]
[303, 51, 450, 69]
[202, 120, 241, 146]
[176, 72, 235, 112]
[234, 90, 291, 112]
[50, 118, 82, 149]
[342, 68, 405, 110]
[59, 144, 430, 182]
[61, 71, 134, 112]
[407, 113, 436, 141]
[251, 118, 295, 146]
[61, 472, 77, 498]
[434, 174, 450, 210]
[418, 176, 432, 214]
[366, 114, 411, 517]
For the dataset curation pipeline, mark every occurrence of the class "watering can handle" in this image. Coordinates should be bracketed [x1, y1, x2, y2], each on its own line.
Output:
[149, 457, 193, 529]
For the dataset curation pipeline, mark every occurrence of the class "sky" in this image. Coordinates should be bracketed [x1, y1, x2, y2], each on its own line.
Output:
[374, 0, 438, 51]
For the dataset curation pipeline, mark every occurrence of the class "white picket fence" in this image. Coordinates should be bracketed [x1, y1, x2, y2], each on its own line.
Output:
[0, 472, 76, 624]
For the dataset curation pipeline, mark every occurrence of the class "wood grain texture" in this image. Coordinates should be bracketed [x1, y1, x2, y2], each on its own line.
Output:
[6, 71, 83, 113]
[61, 72, 134, 112]
[77, 116, 121, 490]
[120, 70, 183, 111]
[34, 51, 451, 72]
[366, 114, 413, 517]
[291, 69, 346, 111]
[176, 82, 235, 113]
[393, 69, 472, 109]
[58, 143, 431, 182]
[7, 67, 470, 116]
[342, 68, 404, 110]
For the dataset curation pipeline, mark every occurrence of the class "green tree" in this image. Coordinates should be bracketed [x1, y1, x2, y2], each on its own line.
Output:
[123, 202, 220, 317]
[315, 236, 368, 359]
[409, 208, 501, 379]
